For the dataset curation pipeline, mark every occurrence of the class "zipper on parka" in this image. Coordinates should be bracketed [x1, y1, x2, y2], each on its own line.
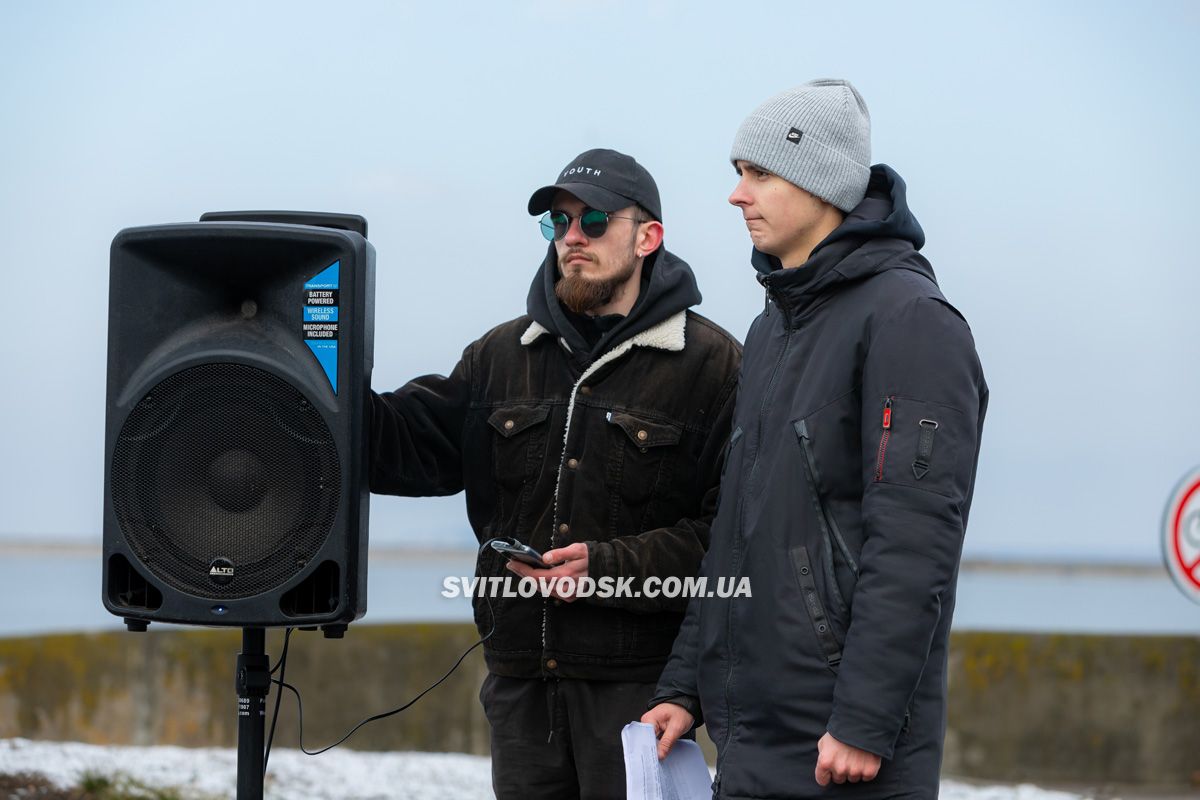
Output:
[874, 397, 893, 482]
[720, 280, 793, 787]
[796, 420, 859, 576]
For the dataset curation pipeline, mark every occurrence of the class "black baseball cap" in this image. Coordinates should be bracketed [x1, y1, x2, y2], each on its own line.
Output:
[527, 148, 662, 222]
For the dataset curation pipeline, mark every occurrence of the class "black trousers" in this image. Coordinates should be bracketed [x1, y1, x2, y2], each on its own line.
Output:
[480, 673, 663, 800]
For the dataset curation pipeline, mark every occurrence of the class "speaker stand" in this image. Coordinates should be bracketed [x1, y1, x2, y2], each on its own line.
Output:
[236, 628, 270, 800]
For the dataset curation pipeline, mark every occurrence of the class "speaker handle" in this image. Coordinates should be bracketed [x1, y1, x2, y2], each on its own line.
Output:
[199, 210, 368, 239]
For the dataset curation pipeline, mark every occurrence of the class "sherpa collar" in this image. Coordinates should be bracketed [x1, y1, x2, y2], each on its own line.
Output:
[519, 309, 686, 353]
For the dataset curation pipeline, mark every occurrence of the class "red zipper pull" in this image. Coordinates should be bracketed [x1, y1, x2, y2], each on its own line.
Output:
[875, 397, 894, 482]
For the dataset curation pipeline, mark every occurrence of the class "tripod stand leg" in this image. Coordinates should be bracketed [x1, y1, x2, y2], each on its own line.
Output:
[236, 628, 270, 800]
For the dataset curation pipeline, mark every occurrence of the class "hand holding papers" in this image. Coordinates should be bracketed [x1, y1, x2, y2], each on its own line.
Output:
[622, 721, 713, 800]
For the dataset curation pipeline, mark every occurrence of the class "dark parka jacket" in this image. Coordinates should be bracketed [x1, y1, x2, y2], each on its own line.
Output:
[652, 166, 988, 799]
[369, 246, 742, 682]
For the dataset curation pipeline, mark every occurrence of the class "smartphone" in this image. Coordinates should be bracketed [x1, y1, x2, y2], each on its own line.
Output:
[489, 539, 552, 569]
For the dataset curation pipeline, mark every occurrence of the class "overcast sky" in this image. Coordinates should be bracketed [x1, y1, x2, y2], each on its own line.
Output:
[1, 0, 1196, 564]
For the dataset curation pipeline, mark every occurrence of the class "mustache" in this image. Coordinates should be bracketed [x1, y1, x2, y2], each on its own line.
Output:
[559, 249, 595, 266]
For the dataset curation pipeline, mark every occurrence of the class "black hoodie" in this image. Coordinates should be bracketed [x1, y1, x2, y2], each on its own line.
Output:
[525, 243, 702, 367]
[653, 165, 988, 799]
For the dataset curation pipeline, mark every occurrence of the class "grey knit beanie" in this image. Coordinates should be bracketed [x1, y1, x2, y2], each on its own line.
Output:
[730, 79, 871, 212]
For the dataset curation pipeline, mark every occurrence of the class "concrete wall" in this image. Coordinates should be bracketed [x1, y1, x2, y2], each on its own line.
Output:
[944, 633, 1200, 787]
[0, 626, 490, 755]
[1, 627, 1196, 788]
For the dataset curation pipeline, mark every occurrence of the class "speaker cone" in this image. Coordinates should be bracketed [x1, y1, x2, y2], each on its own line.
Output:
[111, 363, 340, 600]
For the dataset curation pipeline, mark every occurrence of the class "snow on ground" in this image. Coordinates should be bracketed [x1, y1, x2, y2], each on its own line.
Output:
[1, 738, 1088, 799]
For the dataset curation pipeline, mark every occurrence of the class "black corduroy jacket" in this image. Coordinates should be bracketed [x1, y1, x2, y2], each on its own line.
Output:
[370, 250, 741, 681]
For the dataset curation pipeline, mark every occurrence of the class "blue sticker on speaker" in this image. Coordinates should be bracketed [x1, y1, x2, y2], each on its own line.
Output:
[305, 340, 339, 393]
[305, 262, 340, 291]
[303, 260, 340, 393]
[303, 306, 339, 322]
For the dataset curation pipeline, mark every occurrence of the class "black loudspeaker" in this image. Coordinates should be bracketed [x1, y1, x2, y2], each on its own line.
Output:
[102, 212, 374, 633]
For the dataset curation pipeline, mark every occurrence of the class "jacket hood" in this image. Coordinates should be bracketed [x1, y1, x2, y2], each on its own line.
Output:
[753, 164, 934, 307]
[526, 243, 702, 363]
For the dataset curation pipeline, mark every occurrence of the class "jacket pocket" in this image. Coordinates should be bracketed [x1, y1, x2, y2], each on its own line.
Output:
[789, 544, 842, 671]
[605, 411, 683, 505]
[871, 395, 967, 499]
[487, 405, 551, 491]
[793, 419, 856, 619]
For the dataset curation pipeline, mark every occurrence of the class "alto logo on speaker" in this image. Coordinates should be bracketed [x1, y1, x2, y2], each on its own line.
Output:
[209, 558, 236, 585]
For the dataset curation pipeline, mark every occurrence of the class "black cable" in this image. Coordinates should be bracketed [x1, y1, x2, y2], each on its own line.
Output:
[273, 596, 493, 756]
[262, 627, 294, 773]
[266, 539, 504, 757]
[270, 628, 294, 676]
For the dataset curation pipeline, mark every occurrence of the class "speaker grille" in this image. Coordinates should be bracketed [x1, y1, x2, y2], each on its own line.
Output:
[111, 363, 341, 600]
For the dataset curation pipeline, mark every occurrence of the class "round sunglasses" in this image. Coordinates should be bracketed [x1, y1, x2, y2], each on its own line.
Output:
[539, 209, 644, 241]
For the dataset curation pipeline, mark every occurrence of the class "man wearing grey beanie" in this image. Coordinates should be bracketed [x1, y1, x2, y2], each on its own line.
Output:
[646, 80, 989, 798]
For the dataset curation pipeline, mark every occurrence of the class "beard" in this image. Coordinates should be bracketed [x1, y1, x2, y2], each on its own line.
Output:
[555, 249, 639, 314]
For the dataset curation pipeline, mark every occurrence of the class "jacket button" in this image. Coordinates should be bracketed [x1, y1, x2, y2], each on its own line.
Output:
[567, 458, 579, 469]
[546, 659, 558, 670]
[800, 566, 809, 575]
[636, 429, 648, 441]
[558, 523, 569, 535]
[580, 386, 591, 395]
[503, 419, 514, 431]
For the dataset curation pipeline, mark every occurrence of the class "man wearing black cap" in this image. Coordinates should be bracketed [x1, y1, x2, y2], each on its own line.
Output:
[369, 148, 742, 798]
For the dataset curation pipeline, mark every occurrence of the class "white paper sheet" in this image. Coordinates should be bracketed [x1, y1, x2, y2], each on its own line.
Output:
[621, 721, 713, 800]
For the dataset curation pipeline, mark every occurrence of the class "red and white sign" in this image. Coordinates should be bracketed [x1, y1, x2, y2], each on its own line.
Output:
[1163, 467, 1200, 605]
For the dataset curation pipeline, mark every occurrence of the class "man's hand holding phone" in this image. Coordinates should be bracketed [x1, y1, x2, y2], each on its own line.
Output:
[489, 539, 552, 569]
[502, 541, 590, 602]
